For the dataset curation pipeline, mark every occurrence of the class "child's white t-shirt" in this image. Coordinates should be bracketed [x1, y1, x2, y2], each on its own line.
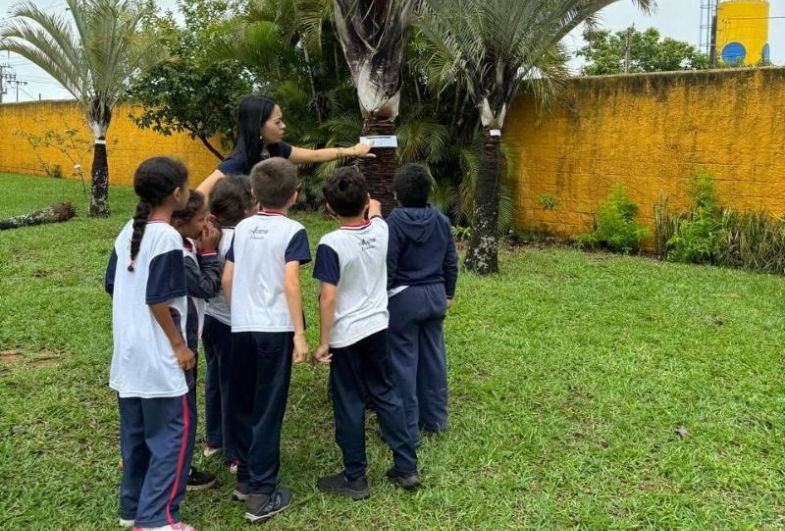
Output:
[227, 212, 311, 333]
[106, 220, 189, 398]
[313, 216, 389, 348]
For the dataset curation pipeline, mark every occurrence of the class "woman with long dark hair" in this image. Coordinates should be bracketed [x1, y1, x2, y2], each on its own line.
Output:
[198, 95, 372, 196]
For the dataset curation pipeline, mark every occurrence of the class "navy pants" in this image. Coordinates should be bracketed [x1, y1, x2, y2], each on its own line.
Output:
[388, 283, 449, 445]
[118, 392, 195, 528]
[227, 331, 293, 495]
[329, 329, 417, 480]
[202, 315, 233, 458]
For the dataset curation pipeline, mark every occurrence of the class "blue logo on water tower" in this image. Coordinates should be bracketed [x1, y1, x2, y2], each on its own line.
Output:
[763, 43, 771, 62]
[721, 42, 747, 63]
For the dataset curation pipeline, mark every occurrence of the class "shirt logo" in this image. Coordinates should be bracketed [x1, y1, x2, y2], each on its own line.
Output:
[361, 237, 377, 251]
[249, 226, 268, 240]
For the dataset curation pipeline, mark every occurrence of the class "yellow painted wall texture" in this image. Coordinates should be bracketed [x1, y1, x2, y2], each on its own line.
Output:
[716, 0, 769, 65]
[0, 101, 222, 187]
[506, 67, 785, 237]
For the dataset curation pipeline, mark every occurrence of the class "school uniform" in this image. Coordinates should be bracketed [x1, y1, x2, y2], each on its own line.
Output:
[313, 216, 417, 481]
[105, 220, 193, 529]
[181, 237, 222, 474]
[226, 211, 311, 495]
[202, 227, 235, 457]
[386, 205, 458, 445]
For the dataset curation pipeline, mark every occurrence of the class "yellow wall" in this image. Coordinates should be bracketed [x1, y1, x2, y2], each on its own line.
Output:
[716, 0, 770, 65]
[0, 101, 222, 186]
[506, 67, 785, 237]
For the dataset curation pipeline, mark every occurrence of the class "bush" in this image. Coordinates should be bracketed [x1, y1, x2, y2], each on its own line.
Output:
[576, 184, 650, 253]
[666, 171, 722, 263]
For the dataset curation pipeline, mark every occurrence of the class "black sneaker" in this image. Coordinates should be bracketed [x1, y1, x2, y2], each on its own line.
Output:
[186, 467, 216, 491]
[232, 481, 249, 501]
[386, 468, 421, 490]
[317, 472, 370, 500]
[245, 489, 292, 524]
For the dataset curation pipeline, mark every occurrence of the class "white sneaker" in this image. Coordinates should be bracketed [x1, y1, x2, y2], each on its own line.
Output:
[119, 518, 134, 528]
[202, 445, 221, 458]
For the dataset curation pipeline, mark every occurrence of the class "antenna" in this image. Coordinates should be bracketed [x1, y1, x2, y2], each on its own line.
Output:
[700, 0, 720, 63]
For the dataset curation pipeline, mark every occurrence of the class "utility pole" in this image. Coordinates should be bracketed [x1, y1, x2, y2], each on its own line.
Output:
[11, 79, 28, 102]
[0, 62, 18, 104]
[623, 26, 633, 74]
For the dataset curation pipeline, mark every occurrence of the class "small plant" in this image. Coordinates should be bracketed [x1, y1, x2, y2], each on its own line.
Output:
[451, 225, 472, 241]
[537, 194, 561, 210]
[666, 171, 722, 263]
[575, 184, 650, 253]
[15, 114, 94, 192]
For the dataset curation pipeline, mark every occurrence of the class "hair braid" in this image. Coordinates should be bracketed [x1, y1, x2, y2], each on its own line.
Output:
[128, 200, 151, 271]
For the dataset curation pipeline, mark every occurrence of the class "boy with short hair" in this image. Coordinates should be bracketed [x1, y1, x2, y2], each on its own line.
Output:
[312, 166, 419, 500]
[222, 158, 310, 523]
[386, 163, 458, 447]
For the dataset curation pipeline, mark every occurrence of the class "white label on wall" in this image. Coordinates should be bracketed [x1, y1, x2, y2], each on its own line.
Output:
[490, 129, 502, 137]
[360, 135, 398, 148]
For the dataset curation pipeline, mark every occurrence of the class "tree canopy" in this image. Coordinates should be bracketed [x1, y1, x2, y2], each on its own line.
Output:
[576, 26, 709, 75]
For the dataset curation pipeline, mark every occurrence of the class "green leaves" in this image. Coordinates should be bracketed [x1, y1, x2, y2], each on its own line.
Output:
[577, 26, 710, 75]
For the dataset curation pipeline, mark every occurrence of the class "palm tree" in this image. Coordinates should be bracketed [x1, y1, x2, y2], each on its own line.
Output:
[0, 0, 167, 216]
[420, 0, 655, 274]
[333, 0, 417, 212]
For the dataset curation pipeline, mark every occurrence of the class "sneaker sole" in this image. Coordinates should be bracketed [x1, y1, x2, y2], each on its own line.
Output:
[244, 502, 291, 524]
[186, 478, 217, 491]
[232, 489, 249, 501]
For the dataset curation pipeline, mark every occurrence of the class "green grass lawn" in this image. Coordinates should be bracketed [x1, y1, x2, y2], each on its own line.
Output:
[1, 173, 785, 530]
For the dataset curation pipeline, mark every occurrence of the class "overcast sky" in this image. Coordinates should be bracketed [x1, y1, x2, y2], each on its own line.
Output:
[1, 0, 783, 103]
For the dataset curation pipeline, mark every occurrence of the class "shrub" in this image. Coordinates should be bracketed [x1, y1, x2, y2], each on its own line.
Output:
[576, 184, 650, 253]
[666, 171, 722, 263]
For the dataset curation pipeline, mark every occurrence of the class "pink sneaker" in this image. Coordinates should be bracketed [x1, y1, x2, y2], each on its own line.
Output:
[229, 459, 238, 474]
[132, 524, 197, 531]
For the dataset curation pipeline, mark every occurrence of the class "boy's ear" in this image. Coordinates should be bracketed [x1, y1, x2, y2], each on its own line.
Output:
[325, 202, 336, 216]
[289, 191, 298, 207]
[365, 192, 371, 205]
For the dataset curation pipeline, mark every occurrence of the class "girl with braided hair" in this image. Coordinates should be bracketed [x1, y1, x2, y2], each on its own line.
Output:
[104, 156, 199, 531]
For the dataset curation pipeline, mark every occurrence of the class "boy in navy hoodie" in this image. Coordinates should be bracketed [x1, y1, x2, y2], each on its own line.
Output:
[386, 163, 458, 447]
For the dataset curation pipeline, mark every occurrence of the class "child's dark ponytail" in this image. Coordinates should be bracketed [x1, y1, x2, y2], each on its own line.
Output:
[128, 157, 189, 271]
[128, 200, 151, 271]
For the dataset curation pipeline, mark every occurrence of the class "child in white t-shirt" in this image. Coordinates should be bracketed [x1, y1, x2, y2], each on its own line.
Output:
[104, 156, 197, 531]
[222, 158, 311, 524]
[201, 175, 257, 471]
[312, 166, 419, 500]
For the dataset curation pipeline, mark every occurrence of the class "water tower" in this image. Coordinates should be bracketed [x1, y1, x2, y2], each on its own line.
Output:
[715, 0, 770, 65]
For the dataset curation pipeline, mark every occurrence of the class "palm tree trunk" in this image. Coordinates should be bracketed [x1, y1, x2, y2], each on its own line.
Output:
[89, 141, 110, 217]
[0, 202, 76, 230]
[464, 130, 501, 275]
[362, 118, 397, 215]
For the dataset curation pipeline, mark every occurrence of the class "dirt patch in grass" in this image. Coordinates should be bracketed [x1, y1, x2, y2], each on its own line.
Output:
[1, 349, 24, 364]
[0, 348, 62, 367]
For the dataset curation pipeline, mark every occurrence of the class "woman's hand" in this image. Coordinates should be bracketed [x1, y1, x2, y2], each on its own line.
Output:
[351, 141, 375, 158]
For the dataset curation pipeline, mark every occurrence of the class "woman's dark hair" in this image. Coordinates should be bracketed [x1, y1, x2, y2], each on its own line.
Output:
[172, 189, 205, 224]
[322, 166, 368, 217]
[129, 157, 189, 271]
[209, 174, 254, 227]
[231, 95, 281, 172]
